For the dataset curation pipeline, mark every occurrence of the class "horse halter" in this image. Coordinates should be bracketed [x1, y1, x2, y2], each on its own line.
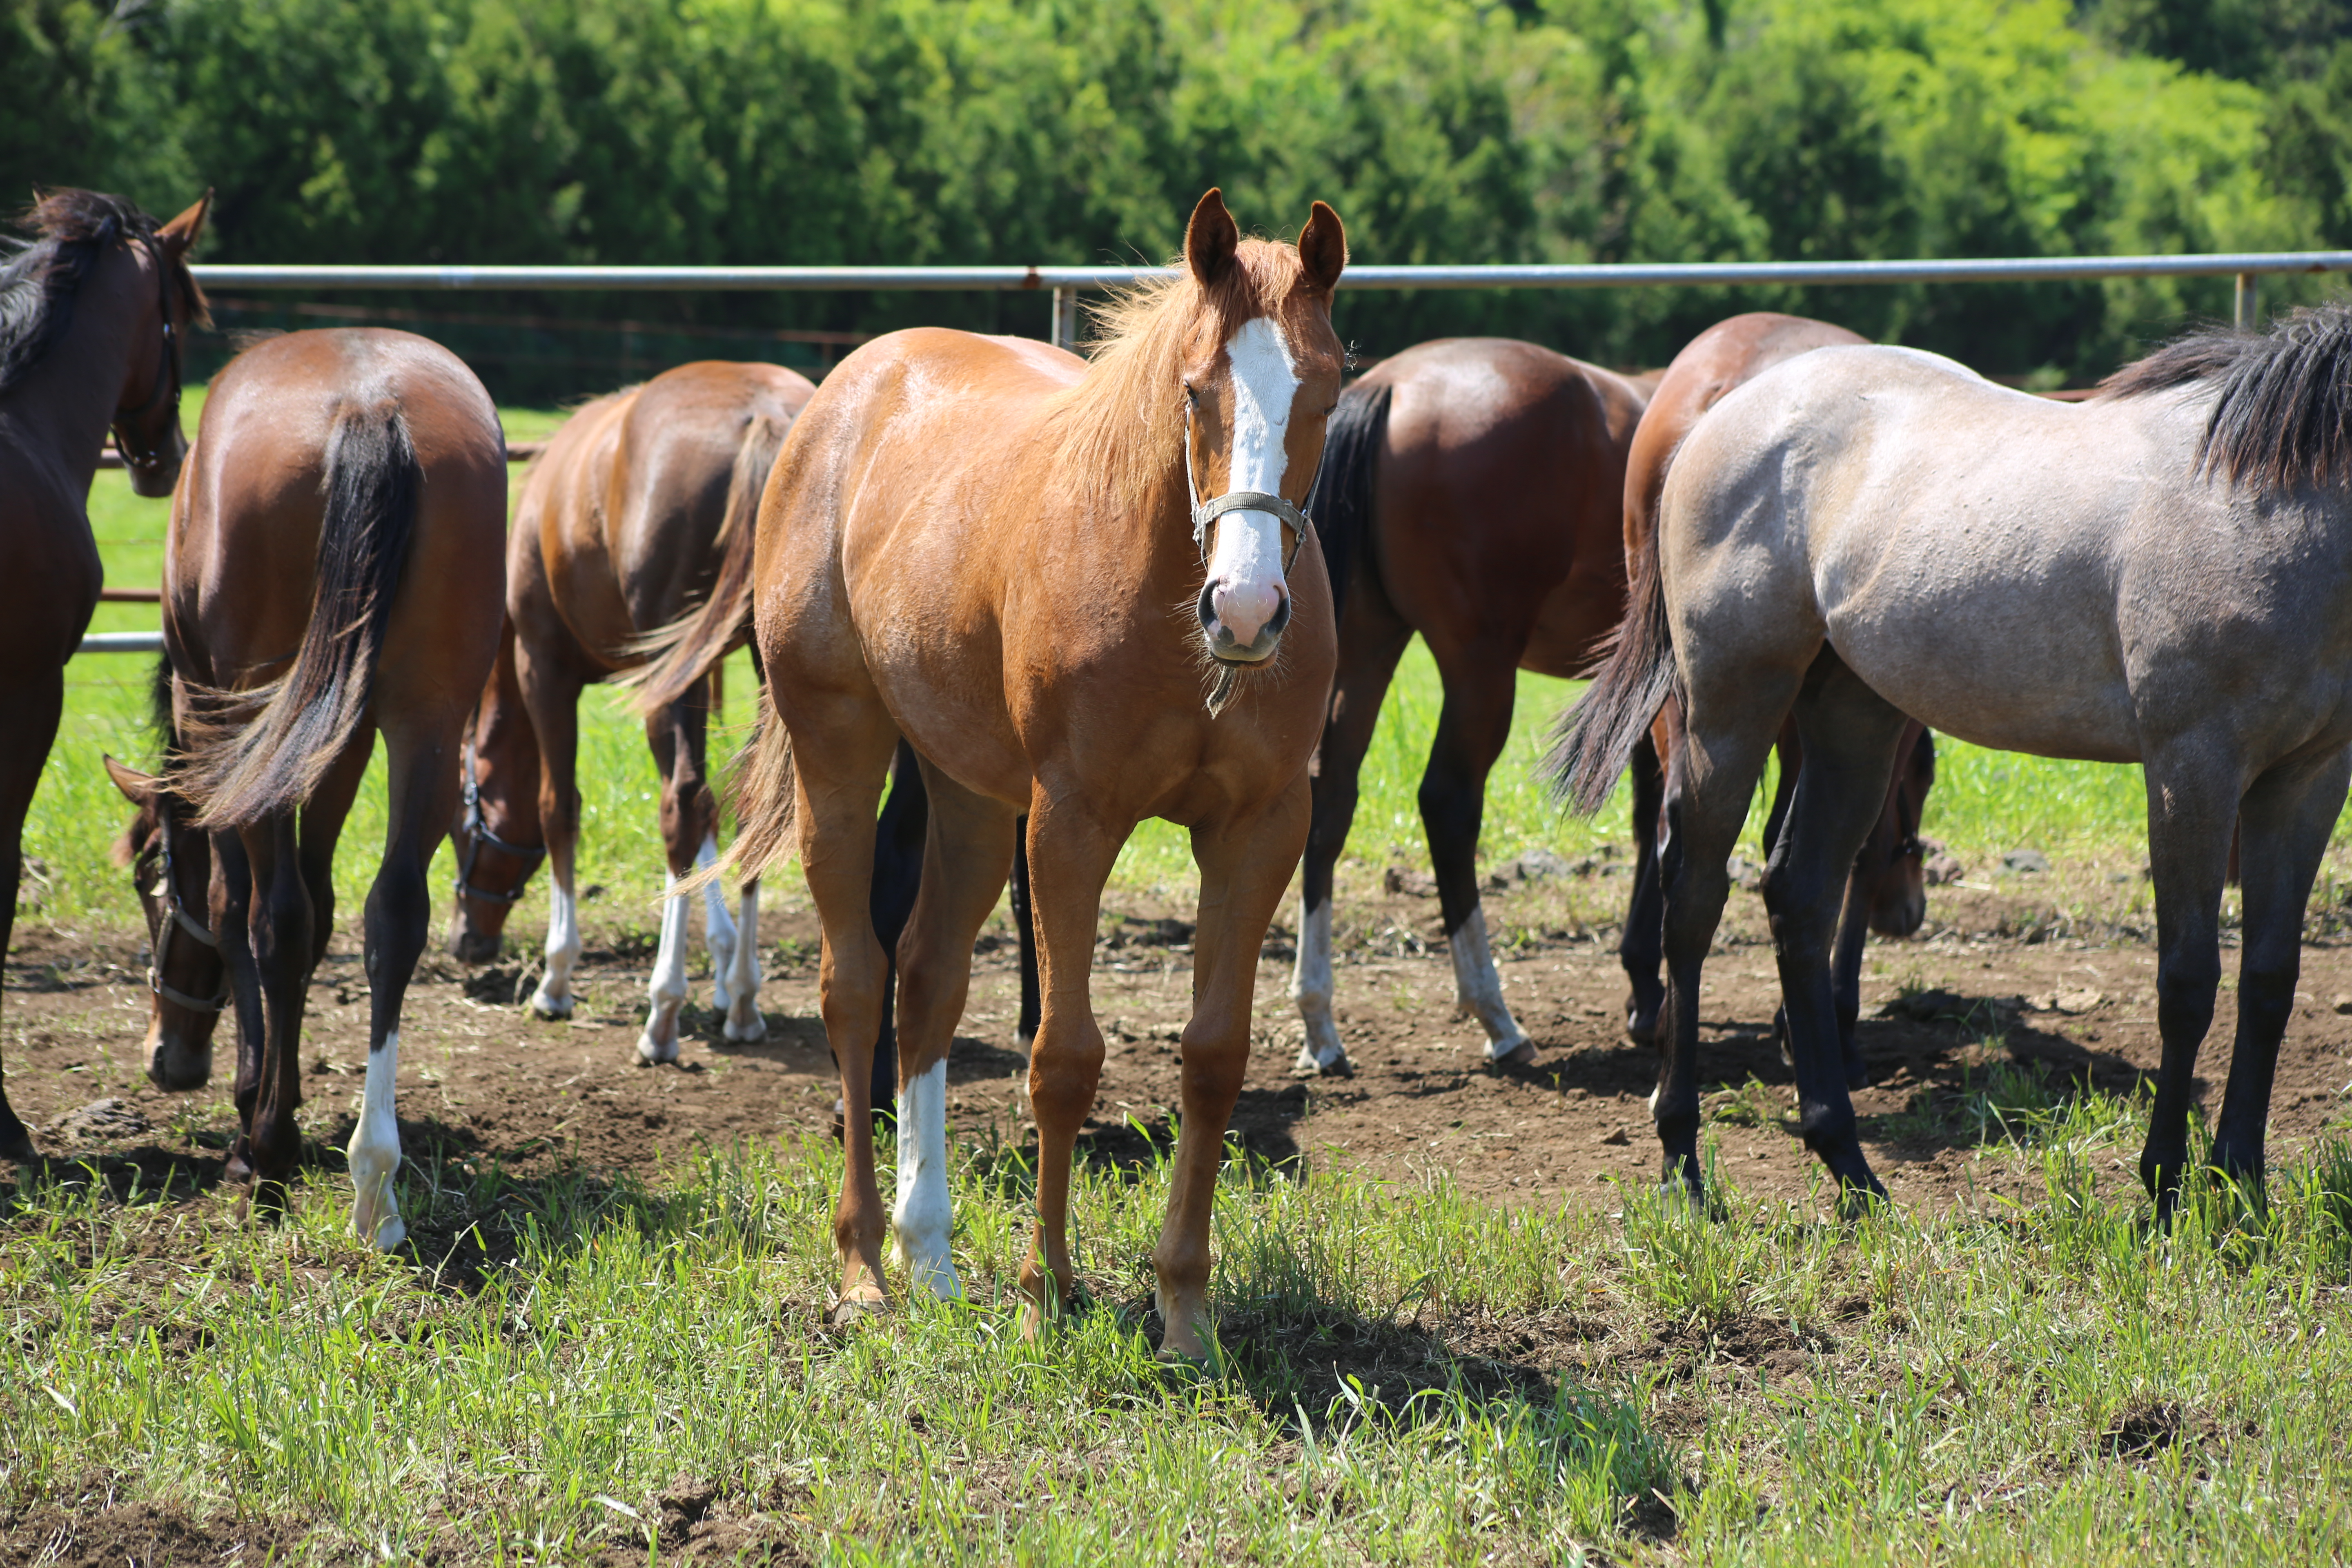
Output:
[454, 735, 546, 906]
[1182, 405, 1314, 575]
[109, 231, 184, 472]
[143, 817, 226, 1016]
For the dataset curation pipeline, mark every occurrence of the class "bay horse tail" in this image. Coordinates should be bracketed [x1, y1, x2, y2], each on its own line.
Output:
[622, 408, 789, 715]
[1304, 379, 1391, 620]
[1547, 527, 1676, 817]
[182, 400, 420, 828]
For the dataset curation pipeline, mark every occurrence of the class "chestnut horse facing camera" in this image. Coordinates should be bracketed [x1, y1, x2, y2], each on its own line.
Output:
[1613, 312, 1937, 1082]
[0, 187, 207, 1162]
[444, 361, 814, 1063]
[1290, 339, 1648, 1074]
[108, 328, 506, 1245]
[634, 188, 1347, 1359]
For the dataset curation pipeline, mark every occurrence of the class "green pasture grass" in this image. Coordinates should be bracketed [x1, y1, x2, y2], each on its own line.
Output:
[7, 1111, 2352, 1561]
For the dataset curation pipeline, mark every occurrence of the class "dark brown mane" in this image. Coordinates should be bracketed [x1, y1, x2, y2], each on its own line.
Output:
[0, 188, 206, 395]
[2101, 303, 2352, 491]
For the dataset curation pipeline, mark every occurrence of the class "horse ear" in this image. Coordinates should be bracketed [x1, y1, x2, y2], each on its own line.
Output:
[1185, 188, 1238, 288]
[103, 754, 161, 807]
[159, 189, 212, 256]
[1298, 202, 1347, 294]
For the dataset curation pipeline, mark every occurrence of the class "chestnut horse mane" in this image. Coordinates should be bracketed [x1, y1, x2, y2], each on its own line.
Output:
[1045, 237, 1307, 518]
[0, 188, 206, 395]
[2100, 303, 2352, 493]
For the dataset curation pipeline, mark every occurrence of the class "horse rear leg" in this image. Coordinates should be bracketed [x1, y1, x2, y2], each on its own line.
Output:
[1293, 615, 1410, 1073]
[2201, 746, 2348, 1203]
[1019, 794, 1123, 1336]
[0, 676, 62, 1161]
[1619, 709, 1674, 1045]
[864, 739, 930, 1122]
[516, 642, 586, 1020]
[888, 761, 1017, 1300]
[1772, 659, 1908, 1208]
[1158, 784, 1312, 1361]
[1419, 655, 1532, 1064]
[233, 811, 314, 1206]
[642, 689, 719, 1064]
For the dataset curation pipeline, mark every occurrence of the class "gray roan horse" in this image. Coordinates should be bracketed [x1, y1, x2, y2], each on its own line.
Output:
[1556, 308, 2352, 1218]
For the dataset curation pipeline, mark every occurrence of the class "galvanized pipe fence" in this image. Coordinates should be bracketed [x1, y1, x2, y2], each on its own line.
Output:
[80, 248, 2352, 655]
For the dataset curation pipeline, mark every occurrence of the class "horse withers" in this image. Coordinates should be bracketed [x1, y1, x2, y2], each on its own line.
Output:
[634, 189, 1347, 1359]
[1614, 313, 1938, 1083]
[444, 361, 812, 1062]
[108, 328, 505, 1244]
[1289, 339, 1648, 1074]
[1558, 310, 2352, 1218]
[0, 187, 208, 1161]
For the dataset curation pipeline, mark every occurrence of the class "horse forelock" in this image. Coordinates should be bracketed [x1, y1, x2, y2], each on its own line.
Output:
[1048, 237, 1331, 519]
[2103, 304, 2352, 493]
[0, 187, 205, 395]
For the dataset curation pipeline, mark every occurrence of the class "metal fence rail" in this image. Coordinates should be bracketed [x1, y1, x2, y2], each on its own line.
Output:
[81, 248, 2352, 656]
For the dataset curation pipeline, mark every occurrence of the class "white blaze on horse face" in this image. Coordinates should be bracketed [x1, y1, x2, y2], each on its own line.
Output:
[532, 871, 581, 1019]
[346, 1033, 405, 1250]
[697, 833, 737, 1011]
[1448, 907, 1532, 1061]
[1290, 894, 1348, 1073]
[891, 1057, 962, 1299]
[723, 880, 766, 1042]
[1203, 316, 1300, 659]
[638, 873, 692, 1065]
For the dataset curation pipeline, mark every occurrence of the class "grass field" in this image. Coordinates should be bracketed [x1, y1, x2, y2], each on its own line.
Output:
[12, 394, 2352, 1563]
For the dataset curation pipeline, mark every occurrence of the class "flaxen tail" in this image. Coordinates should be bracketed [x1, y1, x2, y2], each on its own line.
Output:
[622, 409, 790, 716]
[692, 681, 797, 891]
[181, 400, 420, 828]
[1545, 528, 1677, 815]
[1304, 380, 1390, 622]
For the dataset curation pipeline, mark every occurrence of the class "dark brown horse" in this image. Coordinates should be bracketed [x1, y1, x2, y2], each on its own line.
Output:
[633, 189, 1346, 1359]
[0, 188, 207, 1161]
[1615, 313, 1938, 1085]
[107, 328, 506, 1243]
[442, 361, 812, 1062]
[1290, 339, 1648, 1073]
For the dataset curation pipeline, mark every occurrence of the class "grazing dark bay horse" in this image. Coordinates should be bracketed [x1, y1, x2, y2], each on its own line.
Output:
[1615, 313, 1938, 1083]
[1291, 339, 1648, 1073]
[442, 361, 812, 1061]
[107, 328, 505, 1243]
[0, 188, 207, 1161]
[634, 189, 1347, 1357]
[1557, 308, 2352, 1217]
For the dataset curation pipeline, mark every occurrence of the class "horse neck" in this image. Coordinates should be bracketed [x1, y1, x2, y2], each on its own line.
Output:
[2, 251, 145, 499]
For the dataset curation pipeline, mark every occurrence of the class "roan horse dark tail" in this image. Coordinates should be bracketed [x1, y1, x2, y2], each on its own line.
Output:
[1546, 528, 1677, 816]
[1304, 380, 1391, 622]
[181, 399, 419, 828]
[622, 408, 791, 715]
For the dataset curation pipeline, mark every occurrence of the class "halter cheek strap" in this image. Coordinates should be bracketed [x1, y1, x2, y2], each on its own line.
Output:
[110, 232, 183, 471]
[1183, 408, 1315, 575]
[454, 737, 547, 905]
[147, 842, 227, 1015]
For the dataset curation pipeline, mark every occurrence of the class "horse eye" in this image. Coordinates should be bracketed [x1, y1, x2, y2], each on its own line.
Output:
[1183, 384, 1200, 405]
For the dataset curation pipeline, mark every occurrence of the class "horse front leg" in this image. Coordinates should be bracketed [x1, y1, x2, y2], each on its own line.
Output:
[640, 696, 710, 1065]
[1158, 784, 1310, 1362]
[1419, 658, 1532, 1065]
[2136, 744, 2240, 1222]
[1618, 717, 1668, 1046]
[240, 812, 314, 1212]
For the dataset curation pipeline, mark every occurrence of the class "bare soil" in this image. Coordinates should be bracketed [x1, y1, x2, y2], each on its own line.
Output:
[9, 872, 2352, 1214]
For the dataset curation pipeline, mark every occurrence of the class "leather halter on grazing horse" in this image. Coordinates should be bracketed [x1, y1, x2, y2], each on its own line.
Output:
[108, 228, 189, 472]
[452, 735, 544, 907]
[140, 816, 227, 1014]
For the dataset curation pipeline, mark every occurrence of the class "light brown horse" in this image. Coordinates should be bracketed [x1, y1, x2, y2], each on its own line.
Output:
[1615, 313, 1937, 1083]
[107, 328, 505, 1243]
[633, 189, 1346, 1358]
[1289, 339, 1648, 1073]
[0, 188, 207, 1161]
[442, 361, 811, 1062]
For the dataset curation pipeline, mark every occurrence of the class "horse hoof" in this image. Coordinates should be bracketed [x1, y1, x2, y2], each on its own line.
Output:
[635, 1032, 679, 1066]
[724, 1013, 768, 1044]
[1291, 1042, 1351, 1077]
[1834, 1178, 1891, 1222]
[831, 1290, 888, 1326]
[0, 1124, 35, 1164]
[530, 988, 574, 1021]
[1486, 1036, 1537, 1070]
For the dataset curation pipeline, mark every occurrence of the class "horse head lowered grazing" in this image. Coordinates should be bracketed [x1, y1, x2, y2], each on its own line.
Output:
[0, 187, 207, 1162]
[1557, 305, 2352, 1220]
[632, 187, 1346, 1359]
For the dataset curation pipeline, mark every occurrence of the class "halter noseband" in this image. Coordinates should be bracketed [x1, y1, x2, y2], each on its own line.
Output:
[1183, 407, 1314, 576]
[454, 736, 546, 906]
[109, 231, 184, 472]
[144, 819, 226, 1016]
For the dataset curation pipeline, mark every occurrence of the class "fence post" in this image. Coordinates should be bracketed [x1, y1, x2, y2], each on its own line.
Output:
[2235, 272, 2260, 330]
[1051, 286, 1078, 352]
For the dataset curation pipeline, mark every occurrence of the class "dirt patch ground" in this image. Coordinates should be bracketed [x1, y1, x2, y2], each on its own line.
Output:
[9, 873, 2352, 1212]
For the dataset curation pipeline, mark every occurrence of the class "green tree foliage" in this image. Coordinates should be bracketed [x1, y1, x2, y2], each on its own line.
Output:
[3, 0, 2341, 398]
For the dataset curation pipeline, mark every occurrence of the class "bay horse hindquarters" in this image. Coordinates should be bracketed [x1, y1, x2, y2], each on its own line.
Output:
[1559, 320, 2352, 1216]
[0, 189, 207, 1159]
[111, 329, 504, 1244]
[444, 361, 813, 1062]
[648, 189, 1347, 1358]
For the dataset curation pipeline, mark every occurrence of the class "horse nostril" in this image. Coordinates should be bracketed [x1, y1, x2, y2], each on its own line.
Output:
[1262, 590, 1292, 640]
[1196, 581, 1218, 631]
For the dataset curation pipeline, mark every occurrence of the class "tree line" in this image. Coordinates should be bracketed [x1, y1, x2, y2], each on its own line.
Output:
[7, 0, 2349, 399]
